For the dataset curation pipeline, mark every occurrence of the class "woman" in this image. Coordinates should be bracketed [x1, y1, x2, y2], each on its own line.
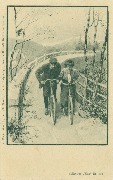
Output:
[59, 59, 79, 115]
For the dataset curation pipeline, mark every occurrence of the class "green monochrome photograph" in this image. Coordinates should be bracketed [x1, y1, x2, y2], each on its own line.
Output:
[7, 6, 108, 145]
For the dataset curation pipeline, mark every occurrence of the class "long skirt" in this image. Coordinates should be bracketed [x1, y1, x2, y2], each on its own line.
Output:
[60, 83, 76, 108]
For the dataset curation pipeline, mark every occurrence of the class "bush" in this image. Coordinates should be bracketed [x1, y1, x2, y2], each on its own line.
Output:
[80, 100, 107, 124]
[8, 118, 28, 143]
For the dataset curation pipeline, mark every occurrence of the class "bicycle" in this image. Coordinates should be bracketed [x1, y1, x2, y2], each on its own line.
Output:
[61, 81, 76, 125]
[44, 79, 57, 125]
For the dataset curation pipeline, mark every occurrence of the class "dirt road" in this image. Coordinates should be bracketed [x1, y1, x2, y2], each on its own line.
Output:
[22, 58, 107, 145]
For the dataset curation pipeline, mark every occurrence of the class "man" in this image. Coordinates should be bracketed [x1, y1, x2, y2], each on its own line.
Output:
[35, 57, 61, 115]
[59, 59, 79, 115]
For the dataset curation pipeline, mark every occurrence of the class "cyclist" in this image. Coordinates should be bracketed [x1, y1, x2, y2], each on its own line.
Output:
[35, 57, 61, 115]
[59, 59, 79, 115]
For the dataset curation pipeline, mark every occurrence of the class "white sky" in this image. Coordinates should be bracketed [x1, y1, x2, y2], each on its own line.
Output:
[8, 7, 107, 46]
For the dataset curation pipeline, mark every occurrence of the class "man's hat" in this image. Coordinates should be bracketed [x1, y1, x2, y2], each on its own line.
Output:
[65, 59, 74, 67]
[49, 57, 57, 64]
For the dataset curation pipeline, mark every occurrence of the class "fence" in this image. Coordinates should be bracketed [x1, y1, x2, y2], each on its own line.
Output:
[76, 73, 107, 113]
[17, 50, 107, 120]
[33, 51, 107, 116]
[30, 50, 107, 111]
[18, 64, 35, 121]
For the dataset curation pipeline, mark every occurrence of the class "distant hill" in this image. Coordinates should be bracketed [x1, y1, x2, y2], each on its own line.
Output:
[50, 38, 77, 51]
[8, 38, 45, 61]
[8, 38, 77, 63]
[8, 38, 103, 62]
[45, 37, 102, 53]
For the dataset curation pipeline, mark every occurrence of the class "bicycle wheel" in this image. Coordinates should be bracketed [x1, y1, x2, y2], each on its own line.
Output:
[68, 96, 73, 125]
[50, 96, 56, 125]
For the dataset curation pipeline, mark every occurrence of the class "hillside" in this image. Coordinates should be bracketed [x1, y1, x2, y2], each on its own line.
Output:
[8, 38, 102, 60]
[8, 38, 45, 61]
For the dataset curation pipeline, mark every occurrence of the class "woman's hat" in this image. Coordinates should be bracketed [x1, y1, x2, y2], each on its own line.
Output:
[65, 59, 74, 67]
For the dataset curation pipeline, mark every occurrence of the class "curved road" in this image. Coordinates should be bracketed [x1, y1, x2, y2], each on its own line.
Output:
[20, 54, 107, 144]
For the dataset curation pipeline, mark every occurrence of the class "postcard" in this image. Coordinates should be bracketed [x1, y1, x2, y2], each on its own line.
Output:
[0, 0, 113, 179]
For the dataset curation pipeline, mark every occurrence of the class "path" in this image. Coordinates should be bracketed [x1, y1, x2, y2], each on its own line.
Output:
[20, 56, 107, 144]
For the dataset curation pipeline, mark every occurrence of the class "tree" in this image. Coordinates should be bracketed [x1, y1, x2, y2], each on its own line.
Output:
[84, 8, 107, 79]
[84, 8, 94, 76]
[9, 7, 40, 81]
[92, 8, 99, 67]
[98, 27, 108, 83]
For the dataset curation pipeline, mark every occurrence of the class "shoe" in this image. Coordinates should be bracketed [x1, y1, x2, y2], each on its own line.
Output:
[45, 108, 48, 115]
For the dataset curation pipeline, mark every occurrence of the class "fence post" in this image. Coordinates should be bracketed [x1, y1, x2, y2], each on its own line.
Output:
[93, 79, 98, 99]
[83, 76, 87, 106]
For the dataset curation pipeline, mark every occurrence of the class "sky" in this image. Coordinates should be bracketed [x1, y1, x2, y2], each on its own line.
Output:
[8, 7, 107, 46]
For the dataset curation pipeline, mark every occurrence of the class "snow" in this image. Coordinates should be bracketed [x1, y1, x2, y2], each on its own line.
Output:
[19, 60, 107, 144]
[8, 52, 107, 144]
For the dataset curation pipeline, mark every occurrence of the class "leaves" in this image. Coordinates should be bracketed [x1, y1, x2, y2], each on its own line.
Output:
[80, 99, 107, 124]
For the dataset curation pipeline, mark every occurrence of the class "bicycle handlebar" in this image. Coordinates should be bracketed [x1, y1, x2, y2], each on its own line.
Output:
[44, 79, 57, 83]
[61, 81, 76, 86]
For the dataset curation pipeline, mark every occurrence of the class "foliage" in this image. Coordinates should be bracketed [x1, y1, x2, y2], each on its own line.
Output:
[79, 52, 107, 84]
[75, 41, 99, 51]
[79, 51, 107, 123]
[79, 99, 107, 124]
[8, 118, 29, 143]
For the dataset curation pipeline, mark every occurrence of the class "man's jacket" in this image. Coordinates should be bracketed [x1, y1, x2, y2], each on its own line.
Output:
[35, 63, 61, 82]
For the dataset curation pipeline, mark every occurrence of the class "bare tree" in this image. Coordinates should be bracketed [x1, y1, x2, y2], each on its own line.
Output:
[99, 27, 108, 83]
[9, 7, 25, 81]
[84, 8, 107, 77]
[9, 7, 41, 81]
[92, 9, 99, 67]
[84, 8, 94, 76]
[84, 7, 108, 102]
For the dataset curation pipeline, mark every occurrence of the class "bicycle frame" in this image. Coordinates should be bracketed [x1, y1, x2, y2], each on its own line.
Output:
[61, 81, 75, 125]
[44, 79, 57, 125]
[44, 79, 57, 96]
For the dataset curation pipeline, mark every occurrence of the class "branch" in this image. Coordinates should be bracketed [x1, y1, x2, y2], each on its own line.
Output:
[14, 7, 17, 34]
[11, 32, 40, 51]
[14, 7, 17, 21]
[16, 38, 32, 45]
[25, 32, 40, 42]
[89, 21, 94, 27]
[24, 17, 39, 30]
[94, 13, 99, 27]
[16, 12, 31, 28]
[89, 8, 94, 27]
[16, 7, 35, 29]
[15, 43, 24, 72]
